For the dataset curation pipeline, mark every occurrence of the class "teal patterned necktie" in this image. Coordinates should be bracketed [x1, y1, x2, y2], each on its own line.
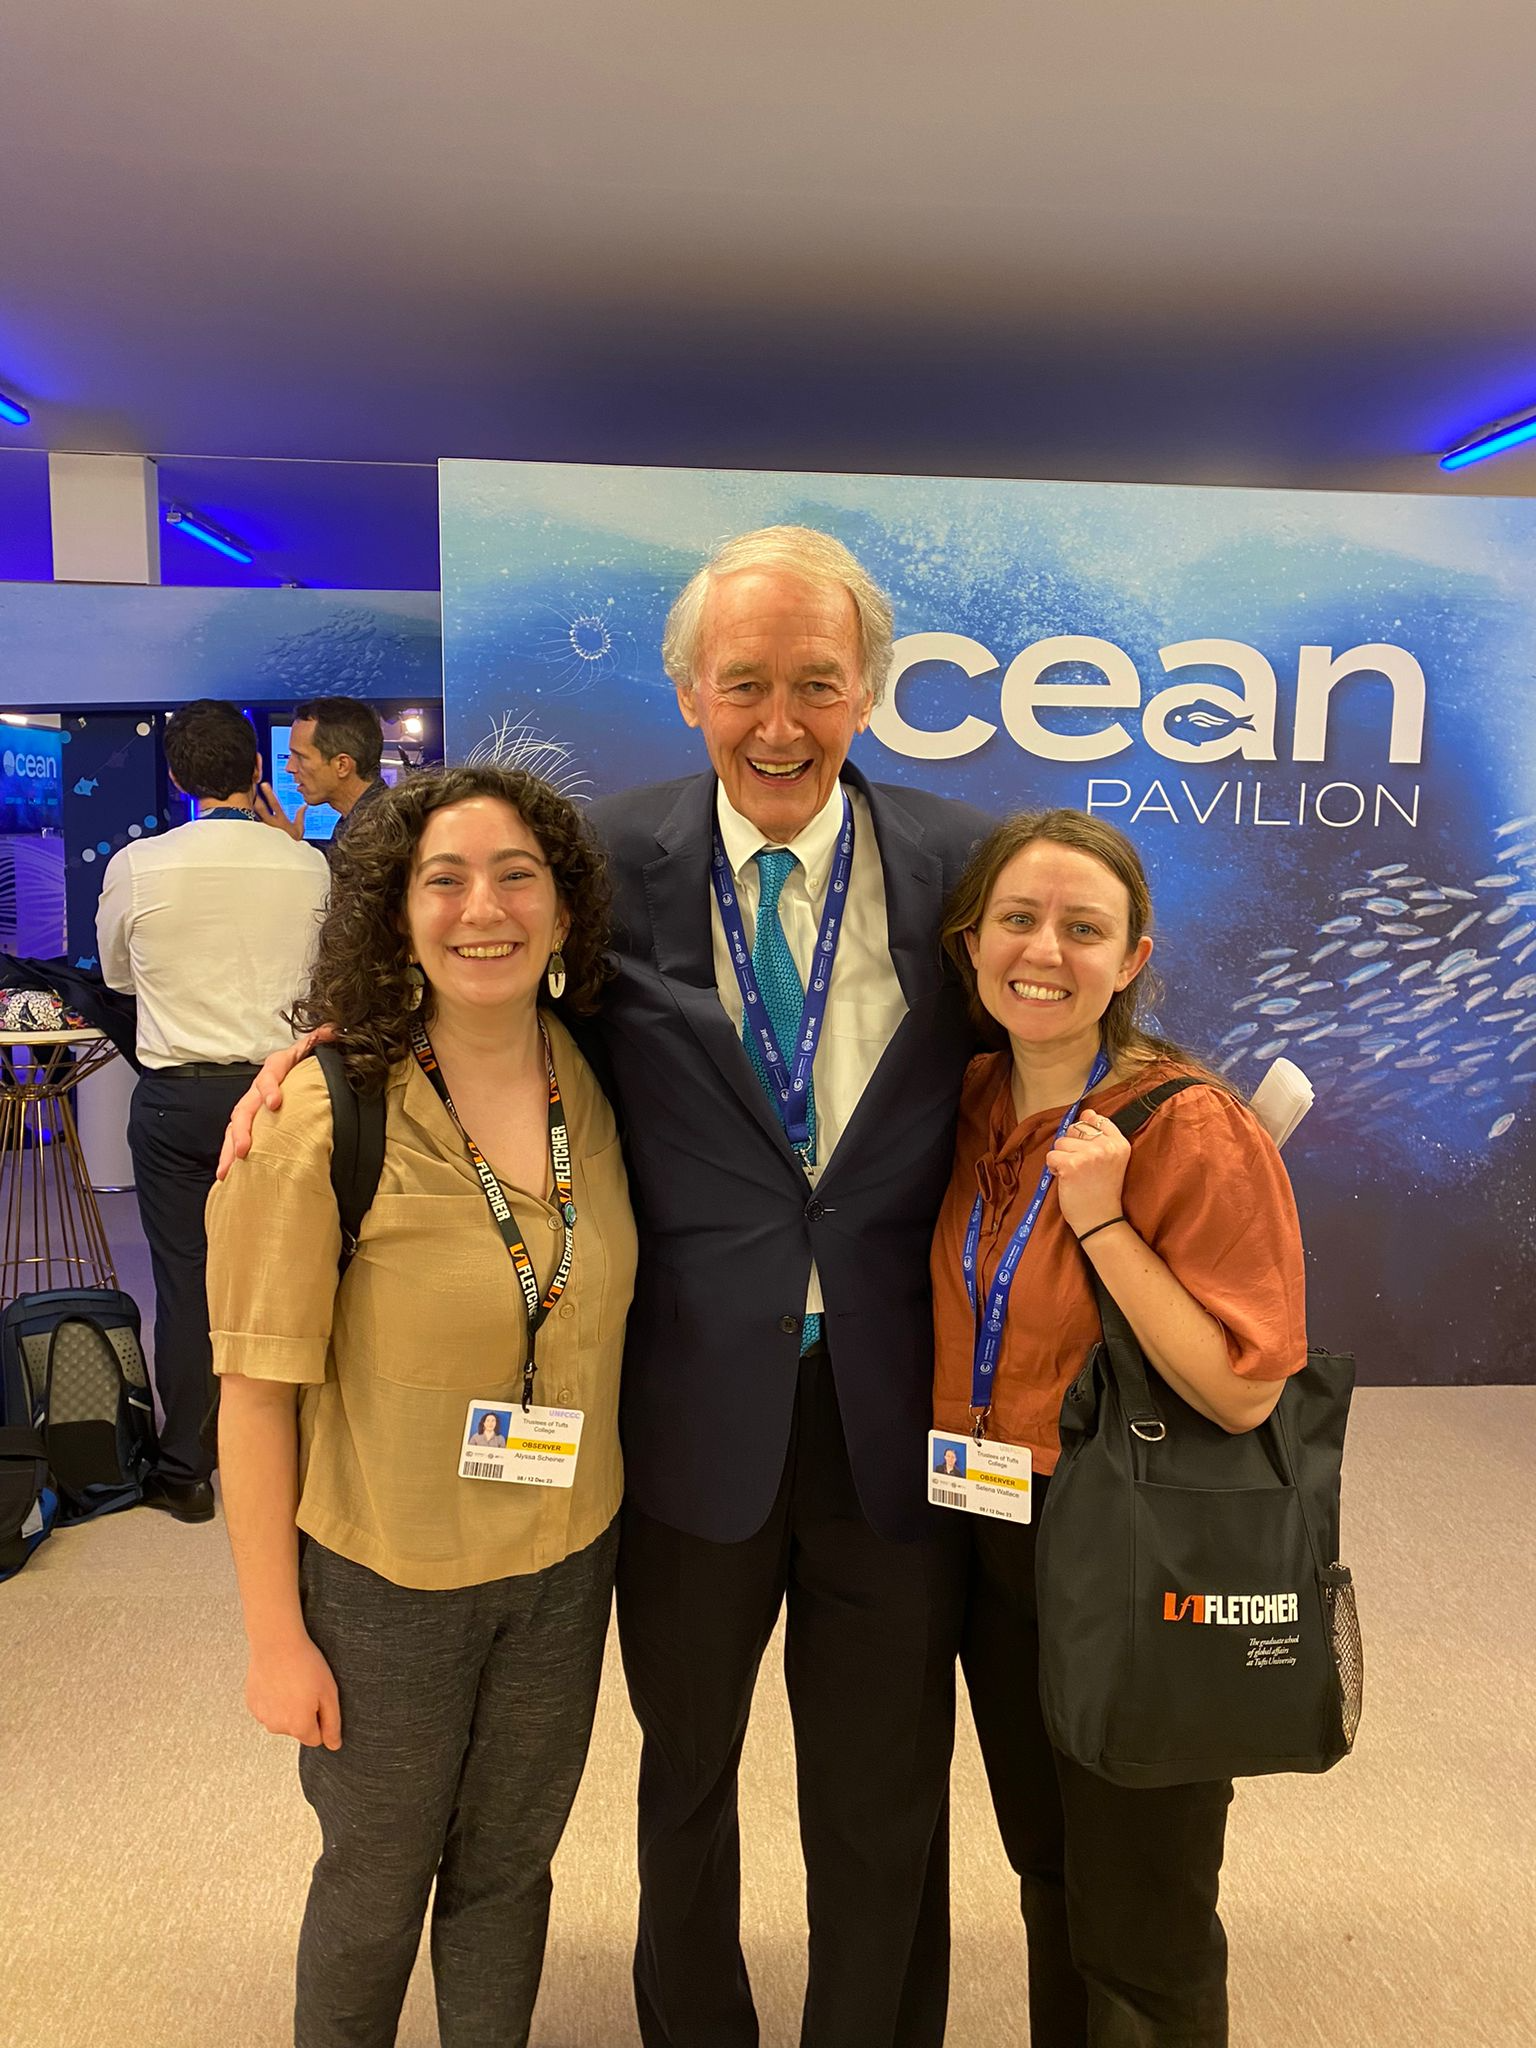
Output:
[745, 847, 821, 1351]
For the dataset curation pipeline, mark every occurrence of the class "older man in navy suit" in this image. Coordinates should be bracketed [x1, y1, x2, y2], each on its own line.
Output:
[592, 527, 991, 2048]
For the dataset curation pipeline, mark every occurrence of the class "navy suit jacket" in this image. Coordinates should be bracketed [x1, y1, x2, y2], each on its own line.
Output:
[588, 766, 991, 1545]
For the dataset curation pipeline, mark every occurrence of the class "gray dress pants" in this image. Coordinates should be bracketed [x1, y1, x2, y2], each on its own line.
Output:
[294, 1520, 618, 2048]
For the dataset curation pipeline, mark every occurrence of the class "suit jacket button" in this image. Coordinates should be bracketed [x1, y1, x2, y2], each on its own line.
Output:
[805, 1198, 825, 1222]
[779, 1315, 800, 1335]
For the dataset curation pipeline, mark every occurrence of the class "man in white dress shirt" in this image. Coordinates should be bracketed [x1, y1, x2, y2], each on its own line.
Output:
[97, 701, 329, 1522]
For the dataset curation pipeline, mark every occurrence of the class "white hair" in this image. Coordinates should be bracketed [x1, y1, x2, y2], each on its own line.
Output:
[661, 525, 895, 706]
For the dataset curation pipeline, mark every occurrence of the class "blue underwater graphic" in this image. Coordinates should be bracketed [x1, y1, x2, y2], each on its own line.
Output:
[440, 460, 1536, 1386]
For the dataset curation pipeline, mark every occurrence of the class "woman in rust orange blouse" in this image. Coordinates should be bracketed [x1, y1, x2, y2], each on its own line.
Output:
[930, 808, 1307, 2048]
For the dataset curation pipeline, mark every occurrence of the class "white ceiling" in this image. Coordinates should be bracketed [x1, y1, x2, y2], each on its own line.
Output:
[3, 0, 1536, 567]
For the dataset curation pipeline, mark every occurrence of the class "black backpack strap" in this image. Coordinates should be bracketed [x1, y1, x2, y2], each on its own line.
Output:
[316, 1046, 386, 1272]
[1107, 1074, 1212, 1140]
[0, 1423, 47, 1464]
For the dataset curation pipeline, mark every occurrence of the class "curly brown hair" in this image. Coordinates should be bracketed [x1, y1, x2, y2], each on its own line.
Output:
[939, 808, 1236, 1093]
[292, 764, 613, 1096]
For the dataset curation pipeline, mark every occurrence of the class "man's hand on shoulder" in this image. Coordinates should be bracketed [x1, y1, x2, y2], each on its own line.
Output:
[217, 1028, 335, 1179]
[254, 784, 307, 841]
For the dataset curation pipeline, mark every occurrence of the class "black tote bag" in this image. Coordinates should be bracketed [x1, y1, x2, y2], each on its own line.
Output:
[1035, 1081, 1364, 1788]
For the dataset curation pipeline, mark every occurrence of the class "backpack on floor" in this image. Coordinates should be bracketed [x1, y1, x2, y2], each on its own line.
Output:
[0, 1288, 157, 1524]
[0, 1425, 57, 1581]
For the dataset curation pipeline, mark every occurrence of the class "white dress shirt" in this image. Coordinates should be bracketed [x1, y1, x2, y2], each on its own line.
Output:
[96, 817, 331, 1070]
[711, 779, 908, 1315]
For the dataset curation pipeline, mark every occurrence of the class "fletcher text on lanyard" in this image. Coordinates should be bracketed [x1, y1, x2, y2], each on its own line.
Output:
[964, 1046, 1112, 1438]
[708, 792, 854, 1171]
[409, 1016, 575, 1412]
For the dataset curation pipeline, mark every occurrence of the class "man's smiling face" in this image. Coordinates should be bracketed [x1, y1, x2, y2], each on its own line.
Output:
[677, 567, 873, 842]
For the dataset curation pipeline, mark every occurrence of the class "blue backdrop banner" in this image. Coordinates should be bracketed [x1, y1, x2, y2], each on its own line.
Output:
[440, 459, 1536, 1387]
[0, 584, 441, 708]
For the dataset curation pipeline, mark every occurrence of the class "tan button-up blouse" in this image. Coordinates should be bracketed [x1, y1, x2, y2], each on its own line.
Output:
[207, 1015, 635, 1590]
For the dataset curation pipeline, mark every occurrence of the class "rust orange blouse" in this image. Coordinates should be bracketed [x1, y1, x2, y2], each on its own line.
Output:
[930, 1054, 1308, 1474]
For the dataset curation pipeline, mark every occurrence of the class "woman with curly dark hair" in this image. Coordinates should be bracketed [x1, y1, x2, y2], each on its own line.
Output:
[205, 764, 635, 2048]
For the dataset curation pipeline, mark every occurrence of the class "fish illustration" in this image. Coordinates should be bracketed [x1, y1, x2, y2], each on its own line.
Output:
[1161, 701, 1258, 744]
[1221, 812, 1536, 1143]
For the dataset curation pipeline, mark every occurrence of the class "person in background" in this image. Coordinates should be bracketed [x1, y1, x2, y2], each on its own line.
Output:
[931, 808, 1307, 2048]
[96, 699, 329, 1522]
[208, 763, 633, 2048]
[256, 696, 387, 849]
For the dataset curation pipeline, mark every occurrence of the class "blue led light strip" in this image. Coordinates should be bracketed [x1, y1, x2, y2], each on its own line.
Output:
[165, 507, 255, 565]
[1440, 413, 1536, 471]
[0, 391, 30, 426]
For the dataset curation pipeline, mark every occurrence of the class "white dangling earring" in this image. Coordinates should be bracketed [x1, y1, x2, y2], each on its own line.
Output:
[546, 948, 567, 1000]
[406, 960, 425, 1010]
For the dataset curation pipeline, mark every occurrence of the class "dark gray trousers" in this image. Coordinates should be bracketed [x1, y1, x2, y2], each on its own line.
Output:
[962, 1488, 1233, 2047]
[127, 1068, 256, 1482]
[294, 1520, 618, 2048]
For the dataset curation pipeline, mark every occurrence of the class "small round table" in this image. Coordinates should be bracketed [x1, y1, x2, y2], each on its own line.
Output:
[0, 1028, 121, 1304]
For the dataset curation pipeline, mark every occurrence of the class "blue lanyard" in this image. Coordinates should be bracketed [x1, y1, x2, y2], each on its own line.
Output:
[709, 791, 854, 1161]
[964, 1048, 1111, 1421]
[199, 807, 260, 822]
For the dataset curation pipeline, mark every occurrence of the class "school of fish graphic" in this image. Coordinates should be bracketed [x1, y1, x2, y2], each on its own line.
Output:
[1217, 815, 1536, 1145]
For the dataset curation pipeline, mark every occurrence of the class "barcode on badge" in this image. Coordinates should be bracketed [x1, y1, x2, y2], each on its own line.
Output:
[463, 1460, 505, 1480]
[930, 1485, 967, 1510]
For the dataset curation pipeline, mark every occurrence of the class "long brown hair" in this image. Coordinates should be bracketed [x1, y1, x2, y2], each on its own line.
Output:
[940, 808, 1233, 1088]
[292, 764, 612, 1097]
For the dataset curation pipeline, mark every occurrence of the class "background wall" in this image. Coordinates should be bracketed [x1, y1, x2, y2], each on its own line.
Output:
[0, 585, 441, 708]
[441, 458, 1536, 1389]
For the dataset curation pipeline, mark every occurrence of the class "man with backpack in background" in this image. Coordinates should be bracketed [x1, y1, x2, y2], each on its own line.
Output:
[97, 701, 330, 1522]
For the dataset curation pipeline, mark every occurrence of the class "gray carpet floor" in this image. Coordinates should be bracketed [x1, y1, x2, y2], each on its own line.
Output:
[2, 1191, 1531, 2044]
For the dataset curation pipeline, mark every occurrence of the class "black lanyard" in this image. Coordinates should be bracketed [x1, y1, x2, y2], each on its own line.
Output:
[409, 1018, 576, 1410]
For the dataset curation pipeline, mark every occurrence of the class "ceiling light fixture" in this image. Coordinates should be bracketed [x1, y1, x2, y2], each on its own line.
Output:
[164, 504, 255, 565]
[0, 390, 31, 426]
[1440, 409, 1536, 472]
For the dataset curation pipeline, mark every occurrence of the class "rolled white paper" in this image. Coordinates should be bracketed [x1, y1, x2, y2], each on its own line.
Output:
[1248, 1057, 1314, 1149]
